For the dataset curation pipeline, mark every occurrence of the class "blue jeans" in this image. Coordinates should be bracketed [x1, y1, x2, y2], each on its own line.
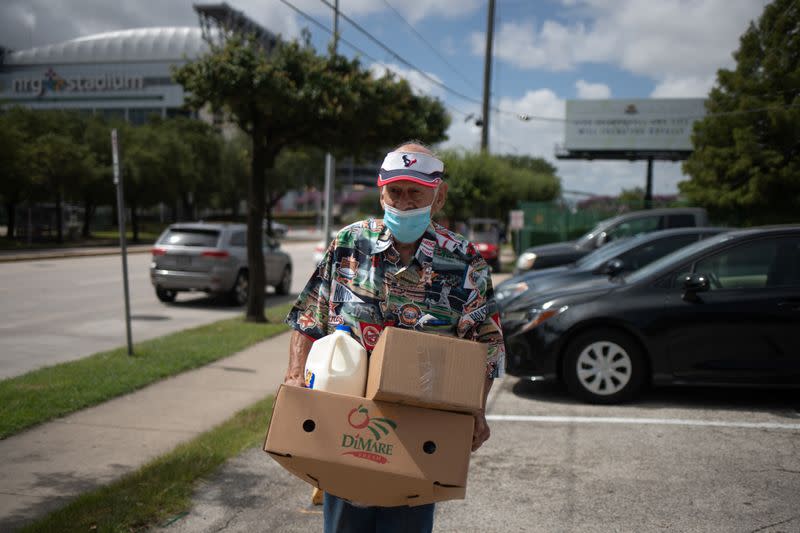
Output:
[323, 493, 435, 533]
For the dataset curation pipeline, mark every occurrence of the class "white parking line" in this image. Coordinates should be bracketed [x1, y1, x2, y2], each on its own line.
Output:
[485, 414, 800, 430]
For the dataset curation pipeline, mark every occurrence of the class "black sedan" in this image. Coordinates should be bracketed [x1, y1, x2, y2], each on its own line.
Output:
[496, 227, 727, 309]
[502, 226, 800, 404]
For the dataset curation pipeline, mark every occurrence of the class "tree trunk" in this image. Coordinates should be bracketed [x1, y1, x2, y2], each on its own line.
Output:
[131, 203, 140, 242]
[5, 200, 16, 240]
[82, 199, 93, 238]
[245, 123, 268, 323]
[55, 187, 64, 244]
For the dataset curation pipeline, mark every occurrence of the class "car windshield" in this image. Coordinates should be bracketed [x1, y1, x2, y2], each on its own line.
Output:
[574, 235, 639, 270]
[159, 228, 220, 247]
[575, 220, 613, 248]
[624, 232, 732, 283]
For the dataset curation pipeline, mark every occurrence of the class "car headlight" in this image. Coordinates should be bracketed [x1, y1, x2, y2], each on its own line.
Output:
[496, 281, 529, 301]
[503, 304, 568, 334]
[516, 252, 537, 270]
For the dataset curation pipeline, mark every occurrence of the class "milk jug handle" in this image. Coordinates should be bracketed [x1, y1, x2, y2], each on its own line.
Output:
[328, 334, 342, 373]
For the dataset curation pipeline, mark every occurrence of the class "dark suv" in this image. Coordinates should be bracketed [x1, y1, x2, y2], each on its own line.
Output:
[514, 207, 709, 273]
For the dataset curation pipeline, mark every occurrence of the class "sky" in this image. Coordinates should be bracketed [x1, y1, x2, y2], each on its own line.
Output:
[0, 0, 770, 197]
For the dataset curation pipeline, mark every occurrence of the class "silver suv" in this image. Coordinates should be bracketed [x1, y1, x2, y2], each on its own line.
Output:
[149, 222, 292, 305]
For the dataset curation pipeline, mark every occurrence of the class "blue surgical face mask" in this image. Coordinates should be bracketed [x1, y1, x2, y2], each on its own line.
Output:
[383, 203, 431, 243]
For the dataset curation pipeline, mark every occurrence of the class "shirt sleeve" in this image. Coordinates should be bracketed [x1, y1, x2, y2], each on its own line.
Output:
[458, 254, 506, 379]
[284, 239, 335, 341]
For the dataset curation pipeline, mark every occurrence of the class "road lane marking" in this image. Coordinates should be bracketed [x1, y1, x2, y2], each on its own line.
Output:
[485, 414, 800, 430]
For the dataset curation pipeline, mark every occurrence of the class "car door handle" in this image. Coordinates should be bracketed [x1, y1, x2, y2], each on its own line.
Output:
[777, 300, 800, 311]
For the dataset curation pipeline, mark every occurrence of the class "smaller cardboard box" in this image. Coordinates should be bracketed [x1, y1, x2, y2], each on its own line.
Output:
[264, 385, 474, 507]
[366, 327, 487, 413]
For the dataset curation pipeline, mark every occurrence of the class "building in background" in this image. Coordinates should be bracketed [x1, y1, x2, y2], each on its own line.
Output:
[0, 27, 210, 124]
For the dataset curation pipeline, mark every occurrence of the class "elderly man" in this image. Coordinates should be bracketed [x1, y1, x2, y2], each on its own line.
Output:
[283, 142, 505, 533]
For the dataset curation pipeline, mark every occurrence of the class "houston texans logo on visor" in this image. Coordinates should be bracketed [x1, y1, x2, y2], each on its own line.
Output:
[377, 151, 445, 188]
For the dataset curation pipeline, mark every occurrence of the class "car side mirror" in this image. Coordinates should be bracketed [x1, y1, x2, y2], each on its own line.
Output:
[603, 258, 625, 277]
[596, 232, 608, 247]
[682, 273, 709, 301]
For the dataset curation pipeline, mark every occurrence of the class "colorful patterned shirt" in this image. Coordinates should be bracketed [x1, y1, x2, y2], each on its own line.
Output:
[285, 218, 505, 378]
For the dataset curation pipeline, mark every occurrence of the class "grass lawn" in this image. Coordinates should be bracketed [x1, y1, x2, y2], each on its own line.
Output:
[20, 395, 275, 533]
[0, 303, 293, 439]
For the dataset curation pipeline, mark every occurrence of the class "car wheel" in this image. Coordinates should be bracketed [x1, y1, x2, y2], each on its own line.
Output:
[155, 287, 176, 303]
[229, 270, 248, 306]
[276, 266, 292, 295]
[563, 328, 646, 404]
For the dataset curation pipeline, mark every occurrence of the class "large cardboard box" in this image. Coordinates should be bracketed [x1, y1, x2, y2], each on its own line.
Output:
[264, 385, 474, 507]
[366, 327, 487, 413]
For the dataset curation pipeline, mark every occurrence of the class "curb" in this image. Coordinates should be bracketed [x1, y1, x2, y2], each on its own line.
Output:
[0, 246, 153, 263]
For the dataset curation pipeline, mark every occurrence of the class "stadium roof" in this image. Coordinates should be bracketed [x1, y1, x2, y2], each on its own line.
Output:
[3, 27, 210, 66]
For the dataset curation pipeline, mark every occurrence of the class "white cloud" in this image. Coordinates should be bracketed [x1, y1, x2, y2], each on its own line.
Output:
[650, 75, 717, 98]
[278, 0, 482, 24]
[575, 79, 611, 99]
[368, 61, 444, 98]
[473, 0, 767, 95]
[471, 21, 584, 71]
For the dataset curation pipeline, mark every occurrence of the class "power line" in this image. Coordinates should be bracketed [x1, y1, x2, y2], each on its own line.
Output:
[276, 0, 469, 119]
[285, 0, 800, 126]
[316, 0, 488, 107]
[380, 0, 478, 90]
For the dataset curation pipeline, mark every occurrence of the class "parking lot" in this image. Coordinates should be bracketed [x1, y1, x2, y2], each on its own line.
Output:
[169, 376, 800, 533]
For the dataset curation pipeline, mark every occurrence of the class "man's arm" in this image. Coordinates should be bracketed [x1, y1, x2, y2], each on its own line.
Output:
[284, 330, 314, 387]
[472, 375, 493, 451]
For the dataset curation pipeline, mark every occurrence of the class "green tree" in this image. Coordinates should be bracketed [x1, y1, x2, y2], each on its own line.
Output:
[29, 132, 95, 243]
[121, 123, 179, 241]
[266, 146, 326, 230]
[498, 154, 557, 176]
[618, 187, 646, 210]
[78, 115, 117, 238]
[681, 0, 800, 224]
[158, 117, 223, 221]
[0, 112, 29, 240]
[174, 35, 448, 321]
[441, 151, 560, 224]
[214, 133, 251, 219]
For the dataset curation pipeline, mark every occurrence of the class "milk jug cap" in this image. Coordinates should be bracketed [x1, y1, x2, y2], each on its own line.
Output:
[335, 325, 351, 333]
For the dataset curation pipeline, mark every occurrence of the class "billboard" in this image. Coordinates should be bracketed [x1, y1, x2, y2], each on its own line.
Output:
[563, 98, 706, 152]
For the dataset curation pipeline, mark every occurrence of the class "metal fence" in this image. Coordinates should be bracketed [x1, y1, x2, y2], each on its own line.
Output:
[514, 196, 688, 253]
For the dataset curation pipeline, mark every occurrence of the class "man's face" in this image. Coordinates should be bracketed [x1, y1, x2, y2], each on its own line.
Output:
[380, 181, 447, 213]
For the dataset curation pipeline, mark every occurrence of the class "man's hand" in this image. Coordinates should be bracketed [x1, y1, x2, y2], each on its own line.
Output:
[284, 376, 306, 388]
[472, 409, 491, 451]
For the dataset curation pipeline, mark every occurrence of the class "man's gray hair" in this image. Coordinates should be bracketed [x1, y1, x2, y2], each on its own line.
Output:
[392, 140, 438, 158]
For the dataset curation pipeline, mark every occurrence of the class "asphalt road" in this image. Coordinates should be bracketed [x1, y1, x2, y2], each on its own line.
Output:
[0, 241, 318, 379]
[168, 379, 800, 533]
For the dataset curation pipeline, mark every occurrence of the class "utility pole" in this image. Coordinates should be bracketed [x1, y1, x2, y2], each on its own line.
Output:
[644, 157, 654, 209]
[480, 0, 496, 152]
[322, 0, 340, 246]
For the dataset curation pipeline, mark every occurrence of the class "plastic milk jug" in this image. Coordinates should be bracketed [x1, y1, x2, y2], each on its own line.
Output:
[304, 325, 368, 396]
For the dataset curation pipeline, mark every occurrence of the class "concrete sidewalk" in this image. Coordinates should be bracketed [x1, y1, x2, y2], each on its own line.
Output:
[0, 331, 292, 531]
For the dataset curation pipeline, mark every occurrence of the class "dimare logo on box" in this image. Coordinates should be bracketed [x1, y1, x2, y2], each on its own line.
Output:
[341, 404, 397, 464]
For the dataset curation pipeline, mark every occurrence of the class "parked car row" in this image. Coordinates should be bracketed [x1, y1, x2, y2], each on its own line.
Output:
[150, 222, 292, 305]
[500, 225, 800, 404]
[515, 207, 709, 273]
